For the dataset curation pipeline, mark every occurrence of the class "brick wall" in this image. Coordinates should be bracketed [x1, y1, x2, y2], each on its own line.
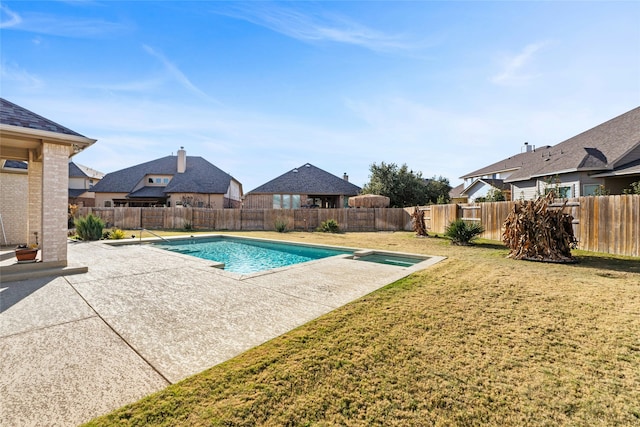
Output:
[41, 143, 69, 263]
[0, 171, 28, 245]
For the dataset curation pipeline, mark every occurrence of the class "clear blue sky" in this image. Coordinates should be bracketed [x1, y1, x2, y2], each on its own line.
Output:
[2, 1, 639, 191]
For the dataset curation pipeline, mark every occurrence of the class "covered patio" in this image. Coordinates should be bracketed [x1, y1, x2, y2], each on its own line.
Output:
[0, 98, 96, 279]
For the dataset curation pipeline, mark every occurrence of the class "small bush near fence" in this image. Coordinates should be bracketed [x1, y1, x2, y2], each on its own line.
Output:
[444, 219, 484, 245]
[75, 214, 105, 241]
[317, 219, 340, 233]
[274, 218, 288, 233]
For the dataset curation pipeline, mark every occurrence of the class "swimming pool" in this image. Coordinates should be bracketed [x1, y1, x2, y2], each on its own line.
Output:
[152, 237, 352, 274]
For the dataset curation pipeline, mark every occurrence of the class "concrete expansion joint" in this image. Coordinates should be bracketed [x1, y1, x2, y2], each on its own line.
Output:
[64, 277, 172, 386]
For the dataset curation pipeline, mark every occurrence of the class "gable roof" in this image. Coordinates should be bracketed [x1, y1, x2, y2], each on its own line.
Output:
[449, 183, 465, 198]
[506, 107, 640, 183]
[460, 145, 551, 179]
[247, 163, 361, 195]
[0, 98, 86, 137]
[460, 178, 510, 196]
[69, 161, 105, 179]
[92, 155, 237, 195]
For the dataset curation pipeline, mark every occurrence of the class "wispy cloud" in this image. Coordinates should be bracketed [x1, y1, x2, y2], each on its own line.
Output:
[214, 3, 414, 53]
[0, 61, 43, 89]
[0, 4, 22, 28]
[491, 41, 550, 86]
[142, 45, 221, 104]
[0, 4, 129, 38]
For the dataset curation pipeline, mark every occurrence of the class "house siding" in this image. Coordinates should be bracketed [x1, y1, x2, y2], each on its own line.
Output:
[95, 192, 127, 207]
[510, 180, 537, 200]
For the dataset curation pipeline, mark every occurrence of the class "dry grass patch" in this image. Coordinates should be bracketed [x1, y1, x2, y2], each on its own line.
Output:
[85, 232, 640, 426]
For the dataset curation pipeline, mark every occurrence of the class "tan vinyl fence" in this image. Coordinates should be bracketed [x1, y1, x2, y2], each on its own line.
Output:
[76, 195, 639, 257]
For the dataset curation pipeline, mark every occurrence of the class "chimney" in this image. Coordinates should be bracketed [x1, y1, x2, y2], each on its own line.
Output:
[343, 173, 349, 182]
[177, 147, 186, 173]
[523, 142, 534, 153]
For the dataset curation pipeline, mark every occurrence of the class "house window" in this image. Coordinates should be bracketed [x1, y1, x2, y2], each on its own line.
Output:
[105, 201, 112, 207]
[584, 184, 602, 196]
[282, 194, 291, 209]
[545, 186, 572, 198]
[292, 195, 301, 209]
[155, 178, 162, 184]
[163, 178, 169, 184]
[148, 178, 153, 183]
[273, 194, 281, 209]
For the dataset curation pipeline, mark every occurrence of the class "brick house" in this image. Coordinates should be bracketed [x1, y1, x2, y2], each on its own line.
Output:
[92, 148, 243, 208]
[68, 161, 104, 207]
[0, 98, 96, 266]
[243, 163, 361, 209]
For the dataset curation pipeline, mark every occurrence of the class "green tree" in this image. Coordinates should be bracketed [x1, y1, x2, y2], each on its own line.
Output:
[362, 162, 428, 207]
[623, 181, 640, 195]
[362, 163, 451, 207]
[424, 175, 452, 204]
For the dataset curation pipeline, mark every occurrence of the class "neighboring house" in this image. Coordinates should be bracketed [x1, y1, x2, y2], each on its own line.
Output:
[459, 142, 550, 202]
[506, 107, 640, 199]
[69, 161, 105, 207]
[92, 148, 242, 208]
[243, 163, 361, 209]
[448, 183, 466, 203]
[0, 97, 96, 267]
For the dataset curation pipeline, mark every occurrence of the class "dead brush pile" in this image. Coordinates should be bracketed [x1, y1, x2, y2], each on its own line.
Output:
[411, 206, 428, 237]
[502, 193, 578, 262]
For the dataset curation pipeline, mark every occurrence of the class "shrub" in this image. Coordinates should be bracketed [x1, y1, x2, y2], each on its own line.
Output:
[623, 181, 640, 195]
[317, 219, 340, 233]
[75, 214, 105, 241]
[274, 218, 288, 233]
[444, 219, 484, 245]
[183, 221, 193, 231]
[108, 228, 127, 240]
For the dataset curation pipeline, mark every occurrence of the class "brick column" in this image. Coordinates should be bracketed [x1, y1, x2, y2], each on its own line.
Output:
[28, 151, 43, 247]
[41, 143, 69, 264]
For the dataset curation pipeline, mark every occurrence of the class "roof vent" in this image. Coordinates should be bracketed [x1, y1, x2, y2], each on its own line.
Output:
[305, 164, 311, 167]
[293, 168, 298, 173]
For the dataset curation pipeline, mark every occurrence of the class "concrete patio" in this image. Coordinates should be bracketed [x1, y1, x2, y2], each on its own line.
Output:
[0, 238, 444, 426]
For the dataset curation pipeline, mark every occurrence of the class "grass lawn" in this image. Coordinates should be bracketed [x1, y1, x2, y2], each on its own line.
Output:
[84, 231, 640, 426]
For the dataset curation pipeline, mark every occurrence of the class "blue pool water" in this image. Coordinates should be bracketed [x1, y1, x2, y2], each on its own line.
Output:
[152, 237, 352, 274]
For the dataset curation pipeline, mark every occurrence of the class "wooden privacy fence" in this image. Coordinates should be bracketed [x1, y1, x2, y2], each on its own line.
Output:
[76, 207, 413, 233]
[76, 195, 639, 257]
[421, 195, 639, 257]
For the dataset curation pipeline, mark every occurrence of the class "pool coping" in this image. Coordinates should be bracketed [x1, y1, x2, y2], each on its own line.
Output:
[102, 233, 444, 279]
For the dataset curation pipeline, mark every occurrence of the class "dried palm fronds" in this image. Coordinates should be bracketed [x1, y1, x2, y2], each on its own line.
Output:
[412, 206, 428, 237]
[502, 193, 577, 262]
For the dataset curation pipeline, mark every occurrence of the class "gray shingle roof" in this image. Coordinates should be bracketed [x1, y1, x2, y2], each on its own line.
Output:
[128, 186, 168, 198]
[68, 162, 88, 178]
[0, 98, 86, 137]
[461, 178, 510, 196]
[449, 183, 465, 198]
[460, 145, 551, 179]
[247, 163, 361, 195]
[506, 107, 640, 182]
[92, 155, 236, 195]
[69, 189, 87, 198]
